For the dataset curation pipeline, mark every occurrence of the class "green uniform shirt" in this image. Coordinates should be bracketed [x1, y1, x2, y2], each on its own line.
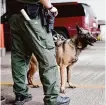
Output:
[16, 0, 39, 4]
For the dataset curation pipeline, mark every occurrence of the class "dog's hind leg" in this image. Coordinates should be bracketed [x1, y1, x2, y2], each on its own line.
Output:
[67, 65, 76, 88]
[27, 65, 39, 88]
[27, 55, 39, 88]
[27, 69, 34, 86]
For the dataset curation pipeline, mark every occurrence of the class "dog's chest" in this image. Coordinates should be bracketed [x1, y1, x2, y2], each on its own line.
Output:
[62, 42, 76, 64]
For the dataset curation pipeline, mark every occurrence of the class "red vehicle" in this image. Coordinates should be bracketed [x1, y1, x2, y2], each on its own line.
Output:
[53, 2, 100, 38]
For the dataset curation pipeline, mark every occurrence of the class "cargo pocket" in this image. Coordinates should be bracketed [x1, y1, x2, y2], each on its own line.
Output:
[24, 18, 47, 49]
[45, 32, 55, 49]
[24, 18, 55, 49]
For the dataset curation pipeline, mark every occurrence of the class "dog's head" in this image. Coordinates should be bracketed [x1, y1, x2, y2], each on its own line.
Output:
[76, 25, 97, 49]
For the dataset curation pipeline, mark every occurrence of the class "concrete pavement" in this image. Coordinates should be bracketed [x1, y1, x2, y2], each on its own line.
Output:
[0, 40, 105, 105]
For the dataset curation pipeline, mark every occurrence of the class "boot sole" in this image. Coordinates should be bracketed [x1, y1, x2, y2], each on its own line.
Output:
[25, 97, 32, 102]
[14, 97, 32, 105]
[57, 99, 70, 105]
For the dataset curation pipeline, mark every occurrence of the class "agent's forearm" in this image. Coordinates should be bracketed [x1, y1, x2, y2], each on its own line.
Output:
[40, 0, 52, 9]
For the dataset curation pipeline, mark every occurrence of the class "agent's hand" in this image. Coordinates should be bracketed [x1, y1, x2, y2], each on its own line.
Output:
[49, 6, 58, 17]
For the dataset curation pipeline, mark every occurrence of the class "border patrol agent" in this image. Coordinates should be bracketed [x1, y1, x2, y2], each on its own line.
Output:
[8, 0, 70, 105]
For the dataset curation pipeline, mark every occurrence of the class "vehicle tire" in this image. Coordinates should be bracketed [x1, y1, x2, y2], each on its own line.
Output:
[55, 30, 68, 39]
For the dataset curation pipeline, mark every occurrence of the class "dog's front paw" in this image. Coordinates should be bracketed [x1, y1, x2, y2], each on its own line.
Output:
[68, 83, 76, 88]
[28, 84, 40, 88]
[60, 87, 65, 94]
[72, 57, 78, 63]
[32, 85, 39, 88]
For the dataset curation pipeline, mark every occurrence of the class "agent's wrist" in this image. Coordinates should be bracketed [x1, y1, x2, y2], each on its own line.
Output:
[46, 6, 58, 16]
[47, 5, 53, 10]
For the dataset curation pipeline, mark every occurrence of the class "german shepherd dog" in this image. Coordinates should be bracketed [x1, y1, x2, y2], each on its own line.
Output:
[27, 25, 97, 93]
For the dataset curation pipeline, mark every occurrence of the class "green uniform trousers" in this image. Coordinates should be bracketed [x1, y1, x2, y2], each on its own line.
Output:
[9, 14, 59, 105]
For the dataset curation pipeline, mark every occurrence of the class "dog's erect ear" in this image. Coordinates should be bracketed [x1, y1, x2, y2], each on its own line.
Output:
[76, 25, 82, 34]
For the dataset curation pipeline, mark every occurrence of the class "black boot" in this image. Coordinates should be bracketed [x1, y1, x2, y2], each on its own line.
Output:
[14, 94, 32, 105]
[56, 96, 70, 105]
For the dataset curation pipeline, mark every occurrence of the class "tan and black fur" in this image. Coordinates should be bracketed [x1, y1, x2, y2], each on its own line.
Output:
[27, 25, 96, 93]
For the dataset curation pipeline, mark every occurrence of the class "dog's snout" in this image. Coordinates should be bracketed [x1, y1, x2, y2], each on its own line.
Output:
[92, 36, 97, 42]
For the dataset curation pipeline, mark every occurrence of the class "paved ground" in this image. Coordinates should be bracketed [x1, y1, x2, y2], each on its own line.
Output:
[0, 40, 106, 105]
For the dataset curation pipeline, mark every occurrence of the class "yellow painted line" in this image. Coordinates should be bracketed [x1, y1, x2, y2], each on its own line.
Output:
[0, 82, 105, 89]
[0, 82, 13, 85]
[72, 84, 105, 89]
[0, 82, 13, 84]
[0, 82, 42, 86]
